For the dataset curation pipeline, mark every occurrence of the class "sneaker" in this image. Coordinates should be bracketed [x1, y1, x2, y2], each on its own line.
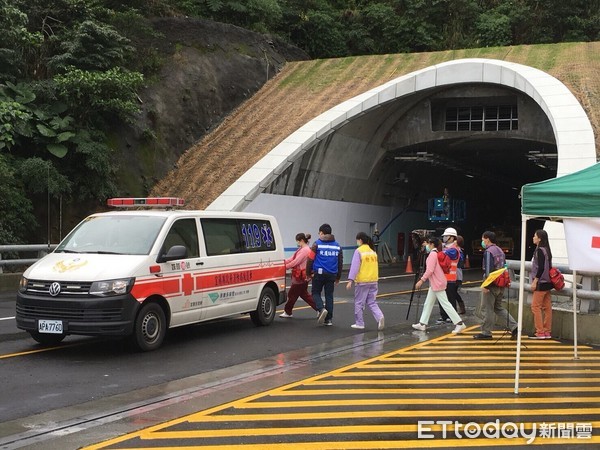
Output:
[317, 309, 328, 324]
[445, 318, 452, 323]
[378, 316, 385, 331]
[528, 333, 545, 339]
[544, 333, 552, 339]
[511, 328, 519, 340]
[412, 323, 426, 331]
[325, 320, 333, 326]
[279, 312, 293, 318]
[351, 324, 365, 329]
[452, 323, 466, 334]
[473, 333, 493, 340]
[435, 318, 446, 324]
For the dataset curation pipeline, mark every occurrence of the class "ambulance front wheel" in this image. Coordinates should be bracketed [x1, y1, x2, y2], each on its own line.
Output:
[250, 287, 276, 326]
[131, 302, 166, 351]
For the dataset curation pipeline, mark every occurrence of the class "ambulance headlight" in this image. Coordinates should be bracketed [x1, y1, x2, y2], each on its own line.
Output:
[90, 278, 134, 296]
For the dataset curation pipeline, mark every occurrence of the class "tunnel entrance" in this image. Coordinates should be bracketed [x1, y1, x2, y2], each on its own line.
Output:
[387, 137, 557, 262]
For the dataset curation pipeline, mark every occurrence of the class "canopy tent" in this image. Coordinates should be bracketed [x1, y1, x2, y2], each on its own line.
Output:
[515, 162, 600, 393]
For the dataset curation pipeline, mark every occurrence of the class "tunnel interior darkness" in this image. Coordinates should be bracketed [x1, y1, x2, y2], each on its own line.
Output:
[266, 83, 558, 258]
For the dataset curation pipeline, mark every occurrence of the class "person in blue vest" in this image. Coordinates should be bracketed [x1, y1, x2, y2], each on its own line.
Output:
[306, 223, 343, 326]
[475, 230, 518, 340]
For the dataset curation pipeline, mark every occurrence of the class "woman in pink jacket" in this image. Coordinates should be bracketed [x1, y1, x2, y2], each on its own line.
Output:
[280, 233, 318, 318]
[412, 236, 466, 334]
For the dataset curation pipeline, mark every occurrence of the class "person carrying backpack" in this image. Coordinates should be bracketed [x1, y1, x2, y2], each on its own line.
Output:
[474, 230, 518, 340]
[412, 236, 466, 334]
[529, 229, 553, 339]
[436, 227, 463, 324]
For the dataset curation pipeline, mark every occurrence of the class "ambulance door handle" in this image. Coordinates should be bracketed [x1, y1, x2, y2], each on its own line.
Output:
[196, 261, 204, 266]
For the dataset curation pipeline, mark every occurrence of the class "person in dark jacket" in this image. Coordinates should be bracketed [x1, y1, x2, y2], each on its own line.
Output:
[529, 229, 553, 339]
[306, 223, 343, 326]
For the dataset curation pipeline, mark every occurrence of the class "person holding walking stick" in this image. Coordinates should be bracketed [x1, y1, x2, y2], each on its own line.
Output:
[412, 236, 466, 334]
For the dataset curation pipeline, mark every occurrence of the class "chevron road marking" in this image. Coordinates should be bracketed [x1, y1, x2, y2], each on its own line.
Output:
[85, 327, 600, 449]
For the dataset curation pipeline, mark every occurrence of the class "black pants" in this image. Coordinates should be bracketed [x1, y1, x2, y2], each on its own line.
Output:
[440, 282, 459, 320]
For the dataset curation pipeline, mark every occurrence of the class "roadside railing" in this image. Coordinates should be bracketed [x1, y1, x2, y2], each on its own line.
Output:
[0, 244, 57, 273]
[505, 259, 600, 313]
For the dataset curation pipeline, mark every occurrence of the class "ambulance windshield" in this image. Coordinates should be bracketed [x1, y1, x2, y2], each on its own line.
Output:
[56, 215, 166, 255]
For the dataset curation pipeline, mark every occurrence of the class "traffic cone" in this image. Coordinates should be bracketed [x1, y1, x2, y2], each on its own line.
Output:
[405, 255, 414, 274]
[465, 254, 471, 269]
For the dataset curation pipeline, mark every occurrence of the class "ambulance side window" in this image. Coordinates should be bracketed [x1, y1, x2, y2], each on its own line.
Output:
[161, 219, 199, 258]
[201, 219, 242, 256]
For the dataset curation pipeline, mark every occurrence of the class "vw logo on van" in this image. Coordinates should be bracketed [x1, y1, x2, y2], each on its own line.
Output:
[49, 282, 61, 297]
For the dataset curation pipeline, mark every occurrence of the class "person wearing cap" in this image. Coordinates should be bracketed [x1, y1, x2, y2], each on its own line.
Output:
[435, 227, 463, 324]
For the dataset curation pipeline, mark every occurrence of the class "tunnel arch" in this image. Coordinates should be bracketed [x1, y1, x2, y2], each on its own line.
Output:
[208, 58, 595, 212]
[207, 58, 596, 260]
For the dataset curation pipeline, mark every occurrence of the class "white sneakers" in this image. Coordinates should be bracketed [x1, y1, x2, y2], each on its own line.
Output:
[452, 323, 467, 334]
[412, 323, 426, 331]
[279, 312, 292, 318]
[317, 309, 328, 324]
[378, 316, 385, 330]
[351, 324, 365, 329]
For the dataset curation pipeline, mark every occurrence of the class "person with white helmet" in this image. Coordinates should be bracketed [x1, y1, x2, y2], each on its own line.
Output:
[435, 227, 464, 324]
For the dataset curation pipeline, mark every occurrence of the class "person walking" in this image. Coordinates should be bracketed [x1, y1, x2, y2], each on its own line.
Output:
[455, 235, 467, 314]
[529, 229, 553, 339]
[435, 227, 462, 324]
[306, 223, 343, 326]
[412, 236, 466, 334]
[474, 230, 518, 340]
[346, 232, 385, 331]
[280, 233, 318, 318]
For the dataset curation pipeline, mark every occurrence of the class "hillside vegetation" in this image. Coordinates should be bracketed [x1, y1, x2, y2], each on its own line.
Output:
[153, 42, 600, 209]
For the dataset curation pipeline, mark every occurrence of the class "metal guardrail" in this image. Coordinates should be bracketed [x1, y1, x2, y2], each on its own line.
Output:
[505, 259, 600, 313]
[0, 244, 57, 272]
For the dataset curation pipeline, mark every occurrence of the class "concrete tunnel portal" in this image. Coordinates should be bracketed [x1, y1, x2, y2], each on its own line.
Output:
[208, 59, 596, 262]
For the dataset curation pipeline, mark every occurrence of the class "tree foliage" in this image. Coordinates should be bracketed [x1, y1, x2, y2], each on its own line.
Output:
[1, 0, 598, 244]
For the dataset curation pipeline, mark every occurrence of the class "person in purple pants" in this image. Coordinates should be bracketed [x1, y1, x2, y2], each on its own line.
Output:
[346, 231, 385, 331]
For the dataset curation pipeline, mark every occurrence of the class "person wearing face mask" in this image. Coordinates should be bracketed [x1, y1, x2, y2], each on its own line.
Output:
[280, 233, 318, 318]
[474, 230, 518, 340]
[435, 227, 463, 324]
[529, 229, 553, 339]
[412, 236, 466, 334]
[346, 232, 385, 330]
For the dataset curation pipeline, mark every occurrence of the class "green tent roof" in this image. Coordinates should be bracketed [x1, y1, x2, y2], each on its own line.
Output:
[521, 163, 600, 218]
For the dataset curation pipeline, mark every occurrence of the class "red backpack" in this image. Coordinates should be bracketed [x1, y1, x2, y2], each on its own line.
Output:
[549, 267, 565, 290]
[436, 250, 452, 274]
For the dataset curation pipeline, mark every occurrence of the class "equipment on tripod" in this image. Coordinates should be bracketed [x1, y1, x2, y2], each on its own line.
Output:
[406, 229, 431, 320]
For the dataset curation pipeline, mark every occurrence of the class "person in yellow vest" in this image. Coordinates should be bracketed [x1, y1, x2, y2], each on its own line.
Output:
[346, 232, 385, 330]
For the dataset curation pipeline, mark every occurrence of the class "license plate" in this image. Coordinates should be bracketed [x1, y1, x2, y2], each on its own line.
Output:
[38, 319, 63, 334]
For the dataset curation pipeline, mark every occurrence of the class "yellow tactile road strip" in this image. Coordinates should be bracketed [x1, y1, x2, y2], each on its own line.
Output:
[85, 329, 600, 449]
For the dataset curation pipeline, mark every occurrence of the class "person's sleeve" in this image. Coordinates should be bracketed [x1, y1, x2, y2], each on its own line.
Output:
[306, 243, 317, 275]
[535, 249, 546, 279]
[347, 250, 361, 281]
[420, 252, 435, 281]
[483, 251, 492, 277]
[336, 245, 344, 280]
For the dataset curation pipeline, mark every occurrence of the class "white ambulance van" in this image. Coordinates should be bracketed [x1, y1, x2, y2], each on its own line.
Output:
[16, 198, 287, 351]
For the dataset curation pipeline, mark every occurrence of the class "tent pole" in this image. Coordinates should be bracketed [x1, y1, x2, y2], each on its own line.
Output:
[573, 269, 579, 360]
[514, 214, 528, 394]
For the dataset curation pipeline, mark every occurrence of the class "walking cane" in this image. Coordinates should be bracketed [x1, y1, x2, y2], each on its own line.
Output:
[406, 251, 425, 320]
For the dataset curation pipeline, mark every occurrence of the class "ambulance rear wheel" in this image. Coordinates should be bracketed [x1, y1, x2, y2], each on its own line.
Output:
[29, 331, 66, 346]
[250, 287, 276, 326]
[131, 302, 166, 351]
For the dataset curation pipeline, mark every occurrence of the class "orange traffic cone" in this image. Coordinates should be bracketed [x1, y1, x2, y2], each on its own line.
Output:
[465, 254, 471, 269]
[405, 255, 414, 274]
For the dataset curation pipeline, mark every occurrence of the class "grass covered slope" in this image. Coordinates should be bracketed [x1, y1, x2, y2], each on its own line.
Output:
[153, 42, 600, 210]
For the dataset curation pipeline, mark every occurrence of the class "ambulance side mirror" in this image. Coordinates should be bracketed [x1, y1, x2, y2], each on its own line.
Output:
[157, 245, 188, 263]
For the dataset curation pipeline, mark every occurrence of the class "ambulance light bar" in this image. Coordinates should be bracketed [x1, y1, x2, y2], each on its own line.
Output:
[107, 197, 185, 208]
